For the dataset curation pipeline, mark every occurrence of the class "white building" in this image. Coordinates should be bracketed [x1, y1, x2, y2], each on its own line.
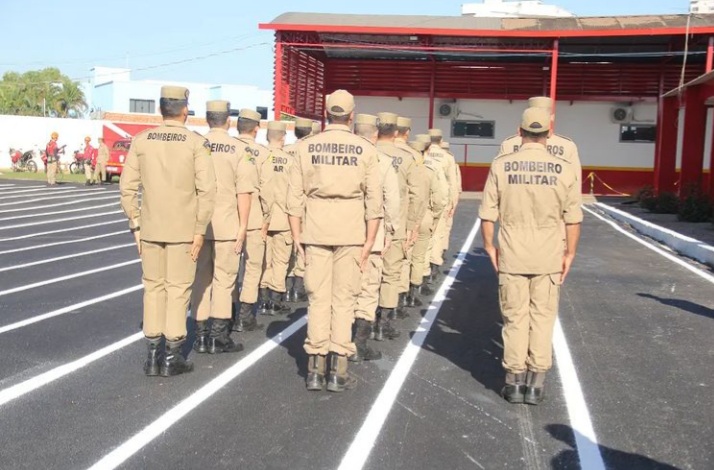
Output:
[82, 67, 272, 118]
[691, 0, 714, 13]
[461, 0, 574, 18]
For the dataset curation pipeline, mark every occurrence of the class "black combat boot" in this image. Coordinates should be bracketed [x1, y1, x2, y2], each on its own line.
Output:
[327, 353, 358, 393]
[349, 318, 382, 363]
[285, 277, 297, 302]
[193, 320, 209, 353]
[395, 293, 409, 319]
[405, 284, 424, 308]
[232, 303, 263, 332]
[501, 372, 527, 404]
[419, 278, 435, 296]
[429, 263, 441, 284]
[306, 354, 327, 391]
[268, 289, 291, 315]
[293, 276, 307, 302]
[159, 339, 194, 377]
[208, 318, 244, 354]
[257, 288, 271, 315]
[143, 336, 162, 376]
[524, 371, 546, 405]
[374, 308, 401, 341]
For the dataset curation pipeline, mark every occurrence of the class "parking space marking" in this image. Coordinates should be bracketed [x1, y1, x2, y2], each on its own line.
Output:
[0, 219, 125, 242]
[0, 195, 119, 214]
[0, 243, 135, 272]
[0, 188, 113, 203]
[0, 230, 127, 255]
[0, 202, 120, 221]
[0, 186, 76, 196]
[0, 189, 119, 206]
[0, 210, 123, 231]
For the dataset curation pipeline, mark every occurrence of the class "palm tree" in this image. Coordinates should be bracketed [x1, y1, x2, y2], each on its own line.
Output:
[52, 80, 87, 118]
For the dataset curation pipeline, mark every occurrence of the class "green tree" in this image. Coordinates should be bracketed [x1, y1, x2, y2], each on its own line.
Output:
[0, 67, 87, 118]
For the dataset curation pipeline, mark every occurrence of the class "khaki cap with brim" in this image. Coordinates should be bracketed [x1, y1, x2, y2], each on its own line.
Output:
[206, 100, 230, 113]
[397, 117, 412, 128]
[409, 141, 427, 152]
[528, 96, 553, 110]
[520, 107, 551, 133]
[440, 141, 450, 149]
[355, 114, 378, 126]
[428, 128, 443, 137]
[295, 118, 313, 128]
[161, 86, 189, 100]
[239, 108, 262, 121]
[377, 112, 398, 125]
[267, 121, 287, 131]
[415, 134, 431, 143]
[326, 89, 355, 116]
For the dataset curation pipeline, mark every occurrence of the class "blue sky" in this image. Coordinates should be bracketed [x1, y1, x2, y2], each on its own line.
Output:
[0, 0, 689, 90]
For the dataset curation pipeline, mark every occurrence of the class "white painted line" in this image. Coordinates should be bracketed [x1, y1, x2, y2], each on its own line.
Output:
[0, 259, 140, 297]
[87, 315, 308, 470]
[337, 218, 482, 470]
[0, 243, 135, 272]
[0, 285, 143, 334]
[0, 185, 45, 190]
[553, 319, 606, 470]
[0, 184, 18, 187]
[0, 210, 123, 231]
[0, 230, 127, 255]
[0, 188, 116, 205]
[583, 206, 714, 284]
[0, 186, 76, 196]
[0, 220, 125, 242]
[0, 202, 119, 221]
[0, 332, 143, 407]
[0, 194, 119, 214]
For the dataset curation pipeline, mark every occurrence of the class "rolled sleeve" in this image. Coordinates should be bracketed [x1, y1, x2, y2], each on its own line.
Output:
[384, 165, 401, 236]
[364, 150, 384, 221]
[286, 148, 305, 218]
[236, 156, 258, 194]
[478, 167, 500, 222]
[563, 174, 584, 225]
[119, 144, 141, 230]
[193, 140, 216, 235]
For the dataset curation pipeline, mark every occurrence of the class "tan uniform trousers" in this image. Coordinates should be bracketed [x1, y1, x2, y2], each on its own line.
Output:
[287, 245, 305, 278]
[303, 245, 361, 356]
[240, 229, 266, 304]
[428, 213, 447, 268]
[192, 240, 240, 321]
[141, 241, 196, 340]
[499, 273, 561, 374]
[94, 162, 106, 183]
[443, 212, 454, 252]
[355, 253, 383, 322]
[84, 161, 93, 181]
[378, 240, 405, 309]
[399, 245, 412, 293]
[47, 161, 57, 185]
[411, 209, 435, 285]
[261, 230, 293, 293]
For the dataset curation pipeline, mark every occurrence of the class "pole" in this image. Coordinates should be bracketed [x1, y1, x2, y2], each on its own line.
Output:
[428, 58, 436, 129]
[707, 37, 714, 72]
[549, 39, 560, 122]
[274, 37, 284, 121]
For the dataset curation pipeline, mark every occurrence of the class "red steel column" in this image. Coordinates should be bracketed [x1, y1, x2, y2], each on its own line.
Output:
[428, 59, 436, 128]
[707, 37, 714, 72]
[273, 38, 283, 120]
[653, 96, 679, 194]
[679, 86, 707, 193]
[549, 39, 560, 121]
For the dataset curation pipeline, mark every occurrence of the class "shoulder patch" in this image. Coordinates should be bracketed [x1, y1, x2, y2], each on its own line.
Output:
[203, 140, 211, 152]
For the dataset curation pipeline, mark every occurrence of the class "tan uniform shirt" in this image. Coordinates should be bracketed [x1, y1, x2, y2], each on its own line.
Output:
[427, 144, 458, 206]
[120, 120, 216, 242]
[479, 143, 583, 274]
[287, 123, 383, 246]
[498, 133, 582, 181]
[422, 151, 449, 215]
[445, 150, 463, 195]
[374, 151, 401, 253]
[204, 128, 259, 241]
[97, 143, 109, 164]
[236, 134, 274, 230]
[266, 144, 293, 232]
[376, 141, 427, 239]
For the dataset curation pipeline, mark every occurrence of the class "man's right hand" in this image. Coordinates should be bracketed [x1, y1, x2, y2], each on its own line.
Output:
[133, 230, 141, 255]
[484, 245, 499, 273]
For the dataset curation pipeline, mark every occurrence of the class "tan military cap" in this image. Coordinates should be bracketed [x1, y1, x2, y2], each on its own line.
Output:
[355, 114, 378, 126]
[161, 86, 189, 100]
[520, 107, 551, 133]
[409, 141, 427, 152]
[206, 100, 229, 113]
[239, 108, 262, 121]
[377, 112, 398, 125]
[528, 96, 553, 110]
[295, 118, 313, 129]
[312, 122, 321, 133]
[267, 121, 287, 131]
[428, 128, 443, 137]
[415, 134, 431, 143]
[440, 141, 450, 149]
[397, 117, 412, 128]
[326, 89, 355, 116]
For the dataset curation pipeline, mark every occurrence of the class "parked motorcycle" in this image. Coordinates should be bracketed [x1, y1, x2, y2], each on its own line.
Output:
[10, 148, 38, 173]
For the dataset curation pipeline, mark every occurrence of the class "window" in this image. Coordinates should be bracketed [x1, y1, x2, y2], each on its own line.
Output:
[452, 120, 495, 139]
[620, 124, 656, 143]
[129, 99, 155, 114]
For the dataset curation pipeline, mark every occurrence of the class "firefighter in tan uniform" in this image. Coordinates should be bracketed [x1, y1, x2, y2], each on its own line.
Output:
[120, 85, 216, 377]
[375, 112, 427, 331]
[259, 120, 294, 315]
[192, 100, 257, 355]
[235, 109, 274, 325]
[439, 141, 463, 252]
[479, 107, 582, 405]
[94, 137, 110, 184]
[351, 114, 400, 362]
[497, 96, 582, 183]
[288, 90, 382, 393]
[284, 117, 314, 303]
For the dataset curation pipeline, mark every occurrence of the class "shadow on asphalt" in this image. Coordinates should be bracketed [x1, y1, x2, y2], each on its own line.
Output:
[267, 305, 308, 380]
[637, 293, 714, 320]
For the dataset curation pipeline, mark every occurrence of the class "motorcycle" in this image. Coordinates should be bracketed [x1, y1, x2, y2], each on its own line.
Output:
[10, 148, 38, 173]
[69, 149, 89, 174]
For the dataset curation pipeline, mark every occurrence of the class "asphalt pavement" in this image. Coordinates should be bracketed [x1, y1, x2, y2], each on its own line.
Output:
[0, 178, 712, 470]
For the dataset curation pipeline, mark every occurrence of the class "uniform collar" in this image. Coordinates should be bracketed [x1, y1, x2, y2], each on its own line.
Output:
[520, 142, 546, 150]
[209, 128, 229, 135]
[164, 120, 186, 128]
[268, 143, 283, 149]
[324, 124, 351, 132]
[238, 133, 255, 142]
[395, 137, 407, 144]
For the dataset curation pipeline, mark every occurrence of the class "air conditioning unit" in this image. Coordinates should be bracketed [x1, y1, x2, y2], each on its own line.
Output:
[438, 102, 458, 119]
[610, 106, 633, 124]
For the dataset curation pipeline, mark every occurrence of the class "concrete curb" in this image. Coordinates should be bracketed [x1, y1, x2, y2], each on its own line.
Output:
[594, 202, 714, 268]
